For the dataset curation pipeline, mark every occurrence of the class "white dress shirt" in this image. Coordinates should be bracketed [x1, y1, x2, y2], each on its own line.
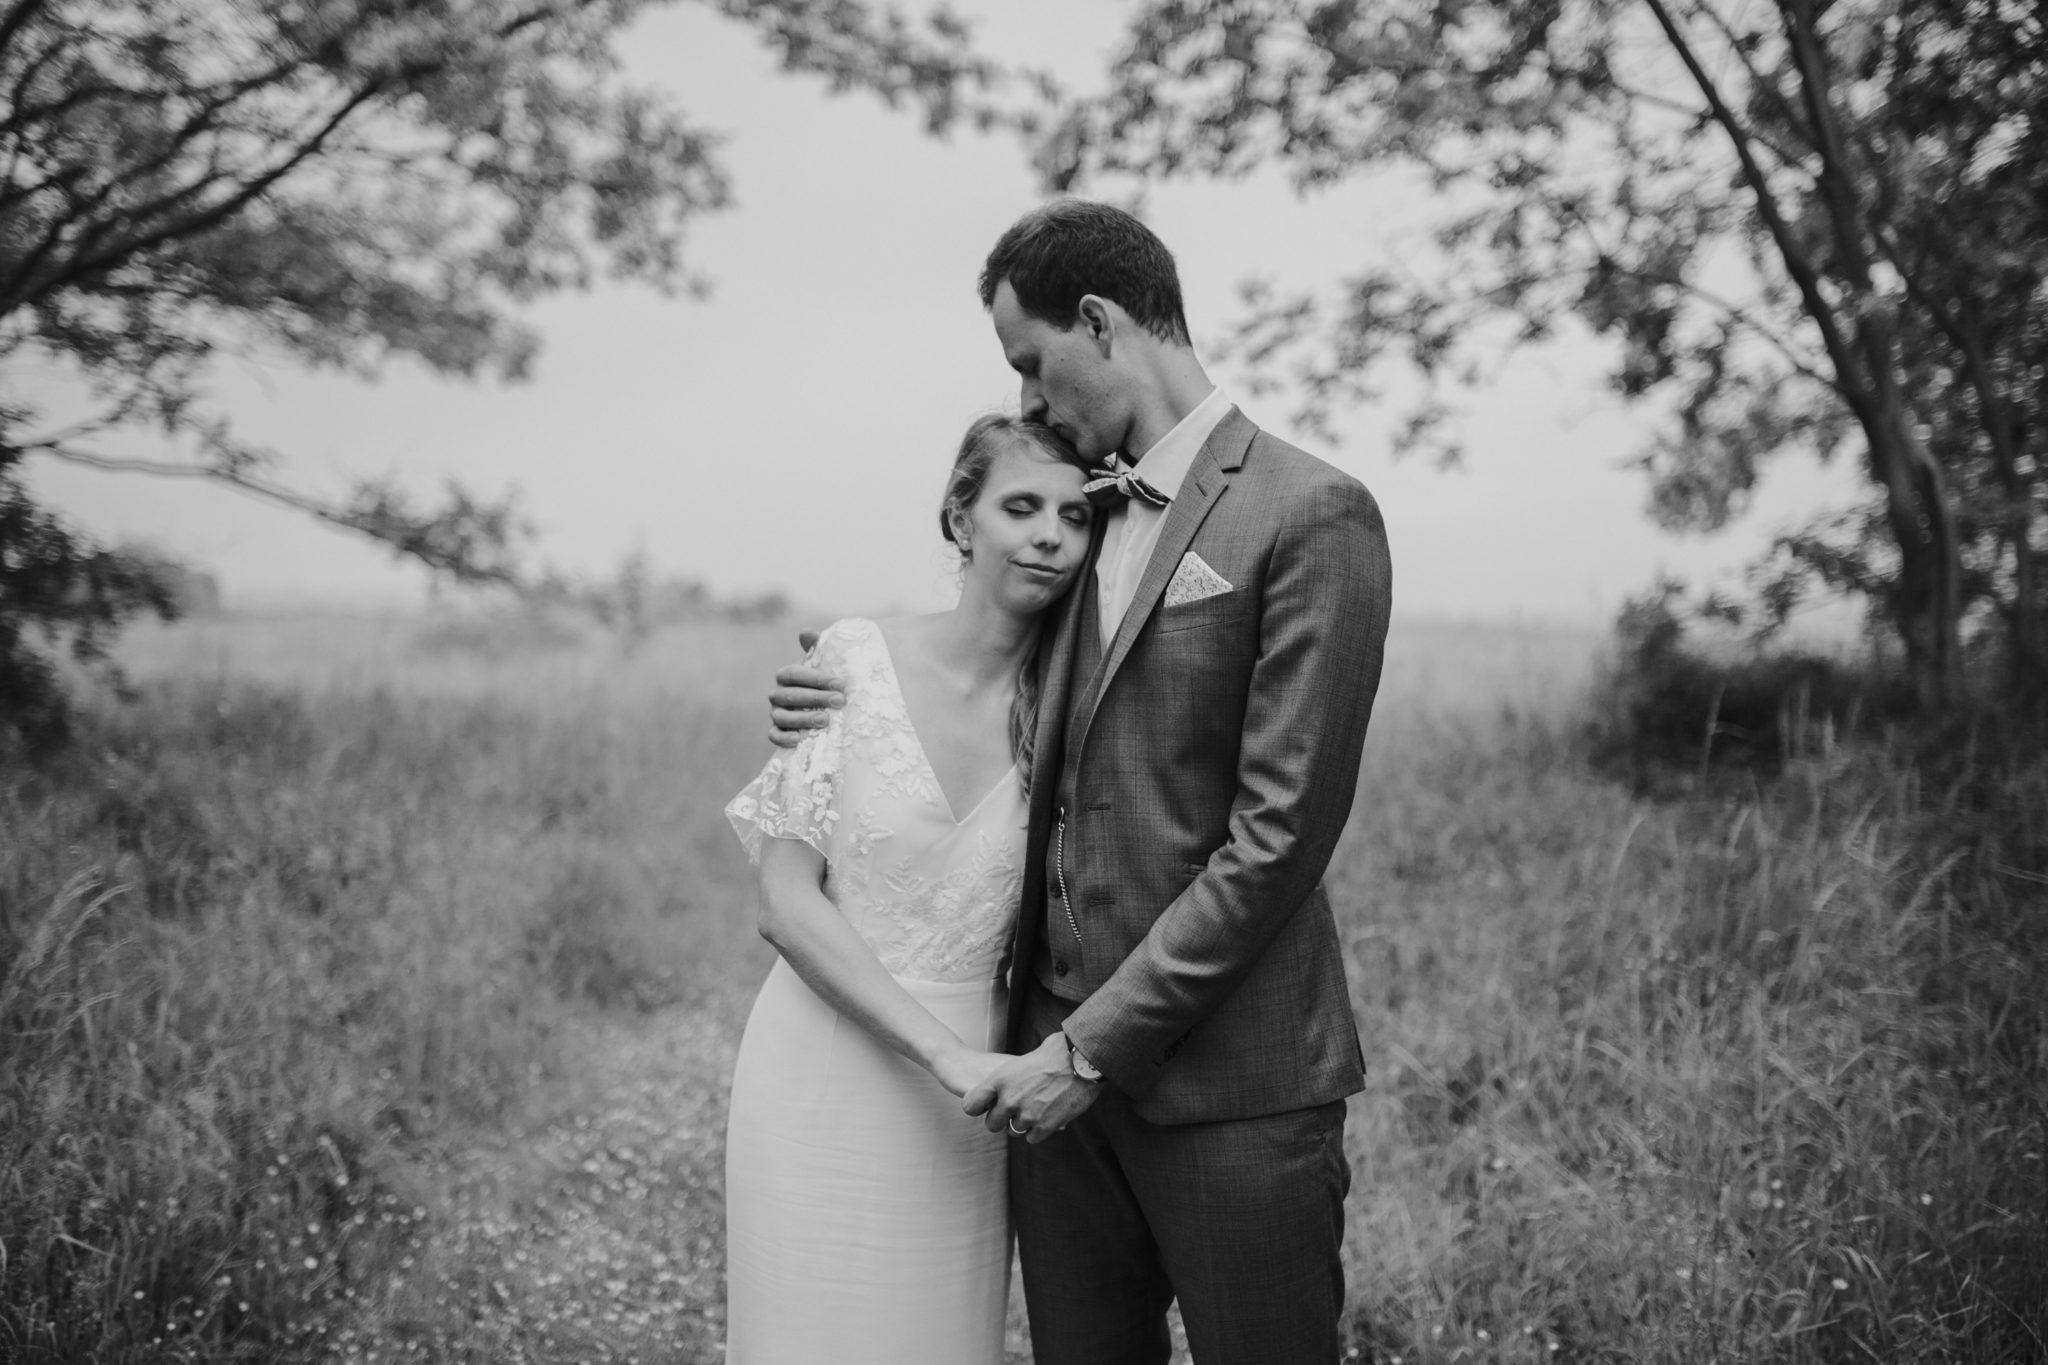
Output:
[1096, 386, 1234, 646]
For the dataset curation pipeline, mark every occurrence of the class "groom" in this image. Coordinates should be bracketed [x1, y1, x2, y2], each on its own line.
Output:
[769, 201, 1392, 1364]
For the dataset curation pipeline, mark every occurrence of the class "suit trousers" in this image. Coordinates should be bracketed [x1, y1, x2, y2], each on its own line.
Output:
[1009, 977, 1353, 1365]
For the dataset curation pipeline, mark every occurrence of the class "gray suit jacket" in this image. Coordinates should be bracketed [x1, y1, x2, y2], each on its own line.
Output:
[1004, 407, 1393, 1125]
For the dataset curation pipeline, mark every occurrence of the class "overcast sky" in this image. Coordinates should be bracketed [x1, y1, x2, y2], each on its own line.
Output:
[27, 1, 1861, 622]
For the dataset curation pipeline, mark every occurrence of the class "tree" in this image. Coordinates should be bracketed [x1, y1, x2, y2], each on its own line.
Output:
[0, 0, 987, 743]
[1032, 0, 2045, 708]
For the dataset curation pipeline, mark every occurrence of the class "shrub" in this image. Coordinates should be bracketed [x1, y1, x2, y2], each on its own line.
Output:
[0, 461, 180, 755]
[1591, 583, 1918, 783]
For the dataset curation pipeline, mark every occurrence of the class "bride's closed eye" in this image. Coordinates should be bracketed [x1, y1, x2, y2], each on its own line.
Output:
[1001, 495, 1087, 528]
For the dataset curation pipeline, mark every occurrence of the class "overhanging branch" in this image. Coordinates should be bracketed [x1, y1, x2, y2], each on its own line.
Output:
[1642, 0, 1870, 425]
[21, 440, 527, 587]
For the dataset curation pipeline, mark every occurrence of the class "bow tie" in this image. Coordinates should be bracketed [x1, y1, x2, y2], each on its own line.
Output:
[1082, 462, 1172, 510]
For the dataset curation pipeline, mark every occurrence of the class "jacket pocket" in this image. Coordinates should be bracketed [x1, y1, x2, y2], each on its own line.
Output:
[1153, 588, 1248, 635]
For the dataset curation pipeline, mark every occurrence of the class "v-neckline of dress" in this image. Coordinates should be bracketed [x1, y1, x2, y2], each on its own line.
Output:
[865, 620, 1019, 827]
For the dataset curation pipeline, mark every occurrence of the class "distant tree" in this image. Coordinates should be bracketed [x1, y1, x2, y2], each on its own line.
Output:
[110, 542, 221, 616]
[0, 0, 988, 744]
[1031, 0, 2045, 708]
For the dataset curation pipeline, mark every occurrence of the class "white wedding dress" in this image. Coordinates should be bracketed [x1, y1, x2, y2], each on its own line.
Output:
[722, 618, 1023, 1364]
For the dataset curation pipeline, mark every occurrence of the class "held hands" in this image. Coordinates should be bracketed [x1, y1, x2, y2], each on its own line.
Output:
[931, 1046, 1010, 1101]
[767, 627, 843, 748]
[962, 1031, 1102, 1144]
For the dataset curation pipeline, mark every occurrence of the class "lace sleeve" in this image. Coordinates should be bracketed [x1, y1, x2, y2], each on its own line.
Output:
[724, 625, 853, 866]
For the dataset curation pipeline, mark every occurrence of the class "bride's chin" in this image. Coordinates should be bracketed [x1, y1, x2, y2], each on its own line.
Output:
[1000, 581, 1064, 613]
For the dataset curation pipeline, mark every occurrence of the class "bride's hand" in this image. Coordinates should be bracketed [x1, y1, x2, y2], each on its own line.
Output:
[932, 1046, 1009, 1099]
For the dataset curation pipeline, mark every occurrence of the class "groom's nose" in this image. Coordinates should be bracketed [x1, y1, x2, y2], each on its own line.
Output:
[1019, 379, 1047, 421]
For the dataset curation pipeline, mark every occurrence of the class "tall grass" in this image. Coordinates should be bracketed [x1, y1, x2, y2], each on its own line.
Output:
[1, 616, 781, 1362]
[1337, 678, 2047, 1361]
[3, 609, 2040, 1362]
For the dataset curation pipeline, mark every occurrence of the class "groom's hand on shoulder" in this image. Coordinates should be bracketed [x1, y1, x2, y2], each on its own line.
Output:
[767, 627, 844, 748]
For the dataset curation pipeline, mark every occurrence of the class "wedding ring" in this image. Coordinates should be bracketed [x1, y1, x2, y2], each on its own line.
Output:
[1007, 1119, 1030, 1136]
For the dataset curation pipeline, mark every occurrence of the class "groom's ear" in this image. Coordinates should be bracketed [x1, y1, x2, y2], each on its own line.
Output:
[1077, 294, 1116, 353]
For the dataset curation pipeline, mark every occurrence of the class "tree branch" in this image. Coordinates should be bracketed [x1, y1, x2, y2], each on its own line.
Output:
[21, 440, 526, 586]
[1, 0, 585, 317]
[1609, 259, 1831, 386]
[1687, 0, 1818, 163]
[0, 0, 51, 64]
[0, 44, 331, 307]
[0, 16, 87, 140]
[9, 73, 394, 314]
[1641, 0, 1869, 422]
[1778, 0, 1875, 288]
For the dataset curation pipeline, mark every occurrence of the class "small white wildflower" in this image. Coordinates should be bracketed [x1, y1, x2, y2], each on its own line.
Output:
[1831, 1277, 1849, 1291]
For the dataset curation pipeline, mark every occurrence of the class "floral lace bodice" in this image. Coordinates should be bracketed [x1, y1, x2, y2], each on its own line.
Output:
[725, 619, 1026, 984]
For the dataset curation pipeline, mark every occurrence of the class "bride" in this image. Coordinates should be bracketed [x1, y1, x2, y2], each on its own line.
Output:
[722, 414, 1094, 1362]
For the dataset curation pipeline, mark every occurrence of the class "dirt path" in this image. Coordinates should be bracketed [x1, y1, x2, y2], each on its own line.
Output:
[327, 991, 744, 1363]
[327, 987, 1064, 1363]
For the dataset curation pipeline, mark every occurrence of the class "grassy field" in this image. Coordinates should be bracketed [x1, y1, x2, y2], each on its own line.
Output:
[2, 608, 2042, 1363]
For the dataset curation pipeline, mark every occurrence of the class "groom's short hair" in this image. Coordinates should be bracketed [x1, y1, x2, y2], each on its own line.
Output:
[979, 201, 1192, 346]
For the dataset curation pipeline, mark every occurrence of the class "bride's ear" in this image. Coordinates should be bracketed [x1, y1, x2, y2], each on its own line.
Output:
[947, 505, 974, 560]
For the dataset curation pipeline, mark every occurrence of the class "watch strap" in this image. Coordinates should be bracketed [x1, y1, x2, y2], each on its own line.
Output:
[1065, 1034, 1104, 1083]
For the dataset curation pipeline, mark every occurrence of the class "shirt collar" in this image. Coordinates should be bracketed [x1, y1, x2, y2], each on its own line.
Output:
[1127, 387, 1232, 502]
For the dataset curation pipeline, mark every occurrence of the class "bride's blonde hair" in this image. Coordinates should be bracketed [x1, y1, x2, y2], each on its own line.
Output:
[938, 415, 1089, 789]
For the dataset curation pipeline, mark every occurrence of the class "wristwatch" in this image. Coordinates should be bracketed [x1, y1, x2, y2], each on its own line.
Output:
[1064, 1033, 1104, 1083]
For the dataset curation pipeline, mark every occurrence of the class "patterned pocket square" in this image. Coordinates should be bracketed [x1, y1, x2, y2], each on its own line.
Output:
[1164, 551, 1234, 608]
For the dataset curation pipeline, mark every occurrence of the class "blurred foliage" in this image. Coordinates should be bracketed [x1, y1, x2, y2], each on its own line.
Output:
[1591, 577, 1922, 785]
[0, 0, 987, 749]
[0, 448, 177, 752]
[410, 559, 793, 662]
[1024, 0, 2046, 711]
[528, 547, 792, 655]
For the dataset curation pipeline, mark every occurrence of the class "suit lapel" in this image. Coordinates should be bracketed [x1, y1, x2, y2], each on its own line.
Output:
[1069, 407, 1255, 762]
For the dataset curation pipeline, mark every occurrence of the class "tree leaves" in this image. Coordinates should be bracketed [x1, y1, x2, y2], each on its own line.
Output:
[1038, 0, 2045, 703]
[0, 0, 1006, 746]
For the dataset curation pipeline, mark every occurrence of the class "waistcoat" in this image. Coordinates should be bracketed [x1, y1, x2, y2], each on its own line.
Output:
[1032, 570, 1106, 1001]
